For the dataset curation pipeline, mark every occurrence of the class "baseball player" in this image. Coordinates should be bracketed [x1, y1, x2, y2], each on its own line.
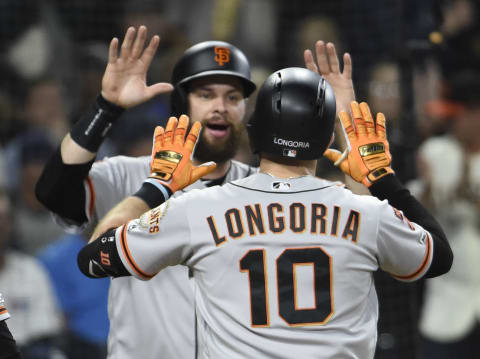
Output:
[35, 26, 257, 358]
[77, 67, 452, 358]
[35, 25, 357, 357]
[0, 293, 22, 359]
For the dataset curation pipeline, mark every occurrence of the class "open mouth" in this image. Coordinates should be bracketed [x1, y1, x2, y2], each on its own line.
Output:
[205, 122, 230, 138]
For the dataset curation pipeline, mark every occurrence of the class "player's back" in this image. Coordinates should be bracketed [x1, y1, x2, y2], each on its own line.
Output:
[182, 173, 429, 359]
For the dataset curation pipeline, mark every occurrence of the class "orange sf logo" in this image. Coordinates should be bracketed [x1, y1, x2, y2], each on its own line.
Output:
[214, 47, 230, 66]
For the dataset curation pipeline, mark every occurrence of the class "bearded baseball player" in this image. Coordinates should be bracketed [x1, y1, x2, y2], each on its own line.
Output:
[35, 26, 257, 359]
[77, 67, 452, 358]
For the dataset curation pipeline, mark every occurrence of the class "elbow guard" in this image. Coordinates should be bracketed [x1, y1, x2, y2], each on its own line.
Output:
[35, 147, 94, 224]
[77, 228, 130, 278]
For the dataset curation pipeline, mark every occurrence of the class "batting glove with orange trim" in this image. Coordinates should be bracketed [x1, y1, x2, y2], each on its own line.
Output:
[323, 101, 394, 187]
[147, 115, 216, 193]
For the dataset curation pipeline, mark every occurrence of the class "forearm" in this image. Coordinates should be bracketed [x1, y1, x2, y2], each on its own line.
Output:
[89, 196, 150, 243]
[36, 95, 124, 223]
[369, 174, 453, 277]
[61, 134, 96, 164]
[78, 228, 130, 278]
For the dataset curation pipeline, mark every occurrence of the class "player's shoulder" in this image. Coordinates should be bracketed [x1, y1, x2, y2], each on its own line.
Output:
[336, 182, 388, 210]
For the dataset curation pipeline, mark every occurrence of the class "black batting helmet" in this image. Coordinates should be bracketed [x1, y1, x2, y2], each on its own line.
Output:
[170, 41, 257, 116]
[247, 67, 336, 160]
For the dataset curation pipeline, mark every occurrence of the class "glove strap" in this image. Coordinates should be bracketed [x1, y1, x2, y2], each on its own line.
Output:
[366, 167, 394, 185]
[144, 178, 171, 200]
[133, 181, 173, 209]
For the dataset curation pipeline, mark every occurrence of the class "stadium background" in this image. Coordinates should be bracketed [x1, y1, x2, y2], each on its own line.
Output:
[0, 1, 479, 358]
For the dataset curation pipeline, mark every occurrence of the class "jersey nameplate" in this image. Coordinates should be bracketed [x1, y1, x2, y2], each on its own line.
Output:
[206, 202, 360, 246]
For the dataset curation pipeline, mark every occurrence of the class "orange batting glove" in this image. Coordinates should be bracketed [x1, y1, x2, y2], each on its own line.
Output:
[323, 101, 394, 187]
[148, 115, 216, 193]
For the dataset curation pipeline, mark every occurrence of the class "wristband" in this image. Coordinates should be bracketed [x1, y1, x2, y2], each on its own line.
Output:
[133, 181, 173, 209]
[70, 94, 124, 152]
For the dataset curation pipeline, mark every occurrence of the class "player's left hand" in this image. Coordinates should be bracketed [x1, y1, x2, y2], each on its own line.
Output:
[323, 101, 394, 187]
[304, 41, 355, 115]
[149, 115, 216, 193]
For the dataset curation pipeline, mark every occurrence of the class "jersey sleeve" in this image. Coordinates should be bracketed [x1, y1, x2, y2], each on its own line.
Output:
[376, 201, 434, 282]
[0, 293, 9, 321]
[115, 196, 192, 280]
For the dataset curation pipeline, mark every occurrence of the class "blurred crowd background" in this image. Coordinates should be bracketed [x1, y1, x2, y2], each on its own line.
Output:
[0, 0, 479, 358]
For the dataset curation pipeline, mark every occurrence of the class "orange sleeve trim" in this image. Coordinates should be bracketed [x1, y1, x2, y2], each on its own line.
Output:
[391, 233, 432, 281]
[0, 307, 8, 315]
[85, 176, 96, 218]
[119, 224, 155, 279]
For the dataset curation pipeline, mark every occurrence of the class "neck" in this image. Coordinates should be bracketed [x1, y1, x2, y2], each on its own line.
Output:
[193, 158, 231, 179]
[259, 156, 316, 178]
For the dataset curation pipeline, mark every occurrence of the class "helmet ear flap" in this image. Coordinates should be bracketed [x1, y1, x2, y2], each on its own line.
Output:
[170, 88, 189, 117]
[246, 115, 261, 155]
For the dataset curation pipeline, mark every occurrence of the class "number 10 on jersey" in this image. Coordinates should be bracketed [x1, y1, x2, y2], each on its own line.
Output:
[239, 246, 333, 327]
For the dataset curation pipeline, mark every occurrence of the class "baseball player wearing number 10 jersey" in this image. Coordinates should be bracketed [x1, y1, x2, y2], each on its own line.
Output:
[78, 68, 452, 358]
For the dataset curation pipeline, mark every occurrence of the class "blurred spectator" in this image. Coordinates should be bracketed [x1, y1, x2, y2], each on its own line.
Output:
[109, 104, 169, 157]
[289, 15, 344, 69]
[409, 70, 480, 359]
[20, 77, 69, 142]
[434, 0, 480, 78]
[121, 0, 191, 86]
[6, 132, 64, 255]
[4, 76, 69, 194]
[166, 0, 276, 67]
[0, 189, 64, 358]
[366, 60, 417, 183]
[0, 61, 26, 145]
[38, 234, 109, 359]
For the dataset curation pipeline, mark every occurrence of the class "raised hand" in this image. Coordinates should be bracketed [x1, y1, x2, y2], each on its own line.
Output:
[101, 26, 174, 109]
[324, 101, 394, 187]
[148, 115, 217, 193]
[304, 41, 355, 115]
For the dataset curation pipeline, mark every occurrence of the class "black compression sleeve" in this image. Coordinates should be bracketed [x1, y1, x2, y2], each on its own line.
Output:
[369, 174, 453, 278]
[35, 147, 94, 224]
[70, 94, 124, 152]
[0, 321, 22, 359]
[77, 229, 130, 278]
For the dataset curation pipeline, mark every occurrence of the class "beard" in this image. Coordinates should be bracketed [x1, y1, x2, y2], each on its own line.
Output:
[193, 121, 244, 164]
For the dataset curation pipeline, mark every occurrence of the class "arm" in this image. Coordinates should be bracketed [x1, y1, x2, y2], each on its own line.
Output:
[78, 116, 216, 277]
[35, 26, 173, 224]
[324, 101, 452, 277]
[63, 25, 173, 164]
[304, 41, 355, 116]
[304, 41, 367, 194]
[369, 174, 451, 277]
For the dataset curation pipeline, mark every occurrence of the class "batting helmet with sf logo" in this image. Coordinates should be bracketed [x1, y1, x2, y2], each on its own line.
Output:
[170, 41, 256, 116]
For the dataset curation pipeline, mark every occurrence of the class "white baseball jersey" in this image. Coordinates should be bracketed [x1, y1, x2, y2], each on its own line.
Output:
[55, 155, 256, 359]
[115, 173, 433, 359]
[0, 292, 9, 321]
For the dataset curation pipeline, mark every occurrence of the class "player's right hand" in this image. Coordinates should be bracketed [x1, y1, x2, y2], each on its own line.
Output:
[323, 101, 394, 187]
[101, 25, 173, 109]
[149, 115, 216, 193]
